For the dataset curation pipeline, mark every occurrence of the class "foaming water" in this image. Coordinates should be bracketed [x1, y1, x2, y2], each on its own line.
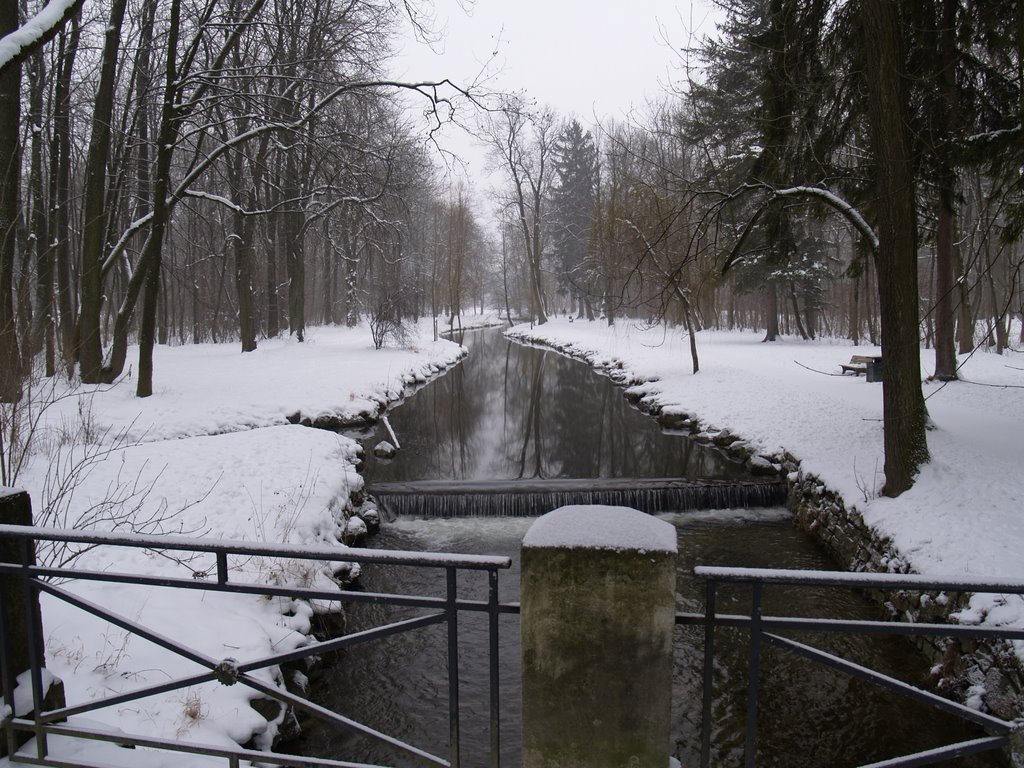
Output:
[372, 479, 788, 518]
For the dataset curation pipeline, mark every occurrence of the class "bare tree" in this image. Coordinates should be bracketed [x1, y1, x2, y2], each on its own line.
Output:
[76, 0, 129, 384]
[487, 101, 556, 325]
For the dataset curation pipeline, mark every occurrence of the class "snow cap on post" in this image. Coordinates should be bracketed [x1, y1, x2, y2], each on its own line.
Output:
[522, 503, 678, 553]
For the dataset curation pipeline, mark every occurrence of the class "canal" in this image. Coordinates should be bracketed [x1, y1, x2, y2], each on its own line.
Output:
[293, 328, 1002, 767]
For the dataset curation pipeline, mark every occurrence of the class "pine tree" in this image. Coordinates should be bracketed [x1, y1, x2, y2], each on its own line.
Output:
[690, 0, 837, 341]
[550, 120, 599, 318]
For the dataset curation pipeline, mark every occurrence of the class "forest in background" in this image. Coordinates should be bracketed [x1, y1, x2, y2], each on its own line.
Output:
[0, 0, 1021, 495]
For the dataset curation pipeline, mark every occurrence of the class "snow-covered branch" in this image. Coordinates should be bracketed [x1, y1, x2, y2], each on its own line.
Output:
[966, 125, 1022, 143]
[963, 125, 1023, 159]
[773, 185, 879, 253]
[100, 213, 155, 276]
[182, 190, 250, 214]
[0, 0, 84, 75]
[715, 182, 879, 275]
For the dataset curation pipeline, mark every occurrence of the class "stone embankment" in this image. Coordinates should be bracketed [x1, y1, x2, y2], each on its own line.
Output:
[789, 474, 1024, 726]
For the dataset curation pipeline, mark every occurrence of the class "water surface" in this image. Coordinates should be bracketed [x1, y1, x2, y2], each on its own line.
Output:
[296, 328, 1005, 767]
[361, 328, 746, 485]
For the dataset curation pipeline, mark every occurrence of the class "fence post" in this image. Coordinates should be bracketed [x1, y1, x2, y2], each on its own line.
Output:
[0, 488, 60, 757]
[521, 505, 678, 768]
[0, 488, 41, 688]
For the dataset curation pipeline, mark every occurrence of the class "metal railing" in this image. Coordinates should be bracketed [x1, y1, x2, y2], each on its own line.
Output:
[5, 523, 1024, 768]
[0, 524, 514, 768]
[679, 566, 1024, 768]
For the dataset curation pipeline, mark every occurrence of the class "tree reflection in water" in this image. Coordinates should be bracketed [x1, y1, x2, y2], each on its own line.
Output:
[363, 328, 747, 485]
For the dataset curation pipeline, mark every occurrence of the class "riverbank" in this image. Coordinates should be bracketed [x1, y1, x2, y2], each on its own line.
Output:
[506, 319, 1024, 650]
[3, 321, 467, 762]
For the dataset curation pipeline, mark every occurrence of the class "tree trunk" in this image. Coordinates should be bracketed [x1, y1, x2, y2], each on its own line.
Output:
[672, 285, 700, 374]
[136, 255, 161, 397]
[956, 241, 974, 353]
[763, 282, 779, 341]
[501, 228, 514, 327]
[985, 249, 1008, 354]
[850, 265, 861, 345]
[931, 0, 959, 380]
[789, 284, 810, 340]
[266, 208, 281, 338]
[345, 253, 358, 328]
[137, 0, 181, 398]
[158, 265, 169, 346]
[99, 231, 155, 383]
[15, 252, 31, 363]
[529, 244, 547, 325]
[77, 0, 129, 383]
[803, 287, 817, 340]
[234, 205, 257, 351]
[27, 46, 52, 375]
[862, 0, 930, 496]
[283, 146, 305, 342]
[49, 16, 79, 377]
[226, 120, 257, 352]
[321, 218, 334, 325]
[933, 191, 958, 378]
[0, 0, 21, 402]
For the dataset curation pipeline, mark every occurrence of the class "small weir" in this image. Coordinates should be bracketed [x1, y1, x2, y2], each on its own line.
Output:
[369, 477, 789, 518]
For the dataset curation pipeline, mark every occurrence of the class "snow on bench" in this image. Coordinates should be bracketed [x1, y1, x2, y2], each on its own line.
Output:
[840, 354, 876, 375]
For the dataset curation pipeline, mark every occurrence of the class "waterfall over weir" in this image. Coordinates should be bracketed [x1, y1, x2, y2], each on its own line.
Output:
[368, 477, 789, 519]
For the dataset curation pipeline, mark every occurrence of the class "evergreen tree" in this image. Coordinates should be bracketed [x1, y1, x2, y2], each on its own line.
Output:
[690, 0, 839, 340]
[550, 119, 599, 318]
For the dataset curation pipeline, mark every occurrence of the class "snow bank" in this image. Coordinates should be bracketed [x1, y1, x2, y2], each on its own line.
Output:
[440, 309, 509, 332]
[7, 321, 465, 761]
[37, 322, 464, 444]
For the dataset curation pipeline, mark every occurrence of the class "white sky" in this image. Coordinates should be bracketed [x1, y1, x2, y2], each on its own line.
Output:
[392, 0, 722, 203]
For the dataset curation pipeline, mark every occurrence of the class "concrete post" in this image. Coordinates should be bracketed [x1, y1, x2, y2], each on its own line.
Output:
[521, 505, 678, 768]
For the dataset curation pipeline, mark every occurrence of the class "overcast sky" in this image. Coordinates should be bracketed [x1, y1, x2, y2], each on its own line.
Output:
[392, 0, 722, 199]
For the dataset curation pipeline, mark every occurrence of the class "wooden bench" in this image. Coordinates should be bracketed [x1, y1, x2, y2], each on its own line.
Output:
[840, 355, 876, 375]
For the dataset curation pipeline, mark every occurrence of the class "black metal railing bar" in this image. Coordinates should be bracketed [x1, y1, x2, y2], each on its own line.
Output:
[6, 526, 1024, 767]
[5, 718, 406, 768]
[0, 523, 513, 768]
[695, 564, 1024, 595]
[0, 523, 511, 570]
[686, 565, 1024, 768]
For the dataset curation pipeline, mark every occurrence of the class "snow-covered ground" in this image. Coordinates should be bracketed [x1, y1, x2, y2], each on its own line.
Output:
[3, 320, 466, 764]
[507, 318, 1024, 647]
